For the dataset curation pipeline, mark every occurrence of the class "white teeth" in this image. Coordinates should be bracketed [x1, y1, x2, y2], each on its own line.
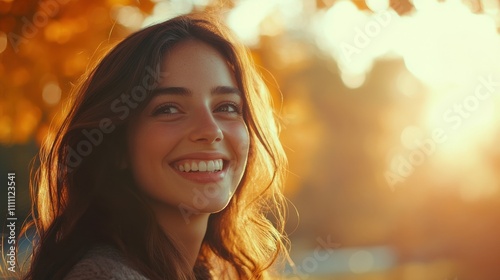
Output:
[198, 161, 207, 172]
[191, 162, 199, 171]
[207, 161, 215, 172]
[176, 159, 224, 172]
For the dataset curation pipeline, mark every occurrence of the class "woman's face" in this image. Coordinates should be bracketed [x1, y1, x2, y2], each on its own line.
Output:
[127, 39, 250, 218]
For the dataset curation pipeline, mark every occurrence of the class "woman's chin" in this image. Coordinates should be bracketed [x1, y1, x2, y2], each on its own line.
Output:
[181, 182, 235, 214]
[199, 196, 233, 214]
[208, 200, 233, 214]
[177, 193, 233, 217]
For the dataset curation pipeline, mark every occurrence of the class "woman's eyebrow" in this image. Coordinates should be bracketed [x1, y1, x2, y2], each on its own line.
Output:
[212, 86, 242, 96]
[151, 86, 242, 97]
[152, 87, 191, 96]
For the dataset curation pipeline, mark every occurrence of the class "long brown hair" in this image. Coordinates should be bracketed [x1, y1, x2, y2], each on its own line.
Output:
[22, 12, 289, 280]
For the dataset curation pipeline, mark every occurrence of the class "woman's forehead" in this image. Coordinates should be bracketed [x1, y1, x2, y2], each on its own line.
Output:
[157, 40, 238, 89]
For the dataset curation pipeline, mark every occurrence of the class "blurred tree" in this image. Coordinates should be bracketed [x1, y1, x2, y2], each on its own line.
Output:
[0, 0, 157, 146]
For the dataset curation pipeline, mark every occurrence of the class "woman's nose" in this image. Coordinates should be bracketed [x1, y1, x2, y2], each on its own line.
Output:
[189, 112, 223, 144]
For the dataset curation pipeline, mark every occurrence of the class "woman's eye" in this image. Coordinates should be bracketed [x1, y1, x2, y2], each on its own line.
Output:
[216, 102, 241, 114]
[152, 104, 180, 116]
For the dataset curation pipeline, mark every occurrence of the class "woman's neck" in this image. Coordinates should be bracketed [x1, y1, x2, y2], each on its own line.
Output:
[152, 204, 210, 269]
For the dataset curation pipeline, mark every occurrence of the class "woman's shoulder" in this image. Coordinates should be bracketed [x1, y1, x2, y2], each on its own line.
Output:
[63, 244, 150, 280]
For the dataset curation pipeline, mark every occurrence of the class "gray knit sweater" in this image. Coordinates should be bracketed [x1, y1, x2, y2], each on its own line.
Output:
[63, 245, 150, 280]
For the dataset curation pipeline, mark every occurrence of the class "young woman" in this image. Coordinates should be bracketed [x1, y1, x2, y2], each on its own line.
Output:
[22, 12, 289, 279]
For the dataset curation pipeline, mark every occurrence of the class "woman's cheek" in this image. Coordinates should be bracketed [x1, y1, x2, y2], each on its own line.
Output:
[226, 121, 250, 157]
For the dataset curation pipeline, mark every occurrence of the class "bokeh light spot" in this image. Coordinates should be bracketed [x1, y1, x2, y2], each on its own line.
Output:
[341, 71, 366, 89]
[113, 5, 144, 29]
[349, 250, 374, 273]
[42, 82, 62, 105]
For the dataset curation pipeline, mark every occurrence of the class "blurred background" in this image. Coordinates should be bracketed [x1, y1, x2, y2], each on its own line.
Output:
[2, 0, 500, 279]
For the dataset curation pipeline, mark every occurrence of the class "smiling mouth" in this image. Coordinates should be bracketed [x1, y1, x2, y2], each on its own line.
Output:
[172, 159, 225, 172]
